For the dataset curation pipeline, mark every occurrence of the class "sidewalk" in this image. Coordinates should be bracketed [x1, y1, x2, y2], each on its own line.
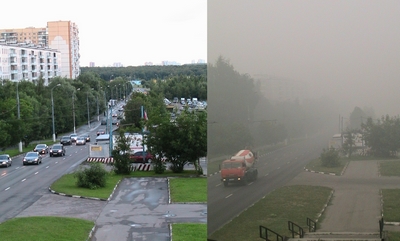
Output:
[285, 160, 400, 235]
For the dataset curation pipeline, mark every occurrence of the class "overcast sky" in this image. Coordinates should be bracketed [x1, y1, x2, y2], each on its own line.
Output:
[1, 0, 206, 67]
[208, 0, 400, 117]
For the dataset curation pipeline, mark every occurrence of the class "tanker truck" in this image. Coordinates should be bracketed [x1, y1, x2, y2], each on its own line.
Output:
[220, 149, 258, 187]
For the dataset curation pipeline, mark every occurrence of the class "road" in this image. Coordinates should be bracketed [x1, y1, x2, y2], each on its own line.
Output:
[207, 130, 335, 236]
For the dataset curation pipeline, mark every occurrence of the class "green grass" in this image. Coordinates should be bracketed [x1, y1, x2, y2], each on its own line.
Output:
[50, 172, 124, 200]
[169, 177, 207, 202]
[0, 216, 94, 241]
[208, 185, 333, 241]
[1, 140, 57, 157]
[380, 160, 400, 177]
[172, 223, 207, 241]
[305, 158, 348, 175]
[382, 189, 400, 222]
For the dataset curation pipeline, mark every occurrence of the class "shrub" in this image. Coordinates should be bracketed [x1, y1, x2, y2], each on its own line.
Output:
[74, 162, 108, 189]
[320, 147, 340, 167]
[153, 158, 167, 174]
[112, 149, 131, 175]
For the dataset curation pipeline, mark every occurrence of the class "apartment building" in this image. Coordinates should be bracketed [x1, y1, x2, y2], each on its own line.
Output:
[0, 43, 62, 85]
[0, 20, 80, 80]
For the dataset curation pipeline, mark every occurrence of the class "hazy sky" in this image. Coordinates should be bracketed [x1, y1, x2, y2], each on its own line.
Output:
[208, 0, 400, 116]
[1, 0, 206, 67]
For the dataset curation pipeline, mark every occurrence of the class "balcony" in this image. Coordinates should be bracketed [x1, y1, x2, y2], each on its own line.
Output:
[22, 68, 29, 73]
[10, 61, 17, 66]
[9, 53, 17, 57]
[11, 69, 18, 74]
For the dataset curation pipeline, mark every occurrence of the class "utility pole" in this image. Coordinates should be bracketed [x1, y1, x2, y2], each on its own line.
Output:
[16, 82, 22, 152]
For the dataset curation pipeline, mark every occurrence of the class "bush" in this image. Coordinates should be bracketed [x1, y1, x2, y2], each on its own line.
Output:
[74, 162, 108, 189]
[153, 158, 167, 174]
[320, 147, 340, 167]
[112, 150, 132, 175]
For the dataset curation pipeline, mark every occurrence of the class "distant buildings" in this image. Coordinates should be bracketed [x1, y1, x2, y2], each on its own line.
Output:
[89, 62, 95, 67]
[0, 20, 80, 83]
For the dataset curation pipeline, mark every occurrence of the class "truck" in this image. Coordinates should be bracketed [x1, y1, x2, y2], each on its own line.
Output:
[220, 149, 258, 187]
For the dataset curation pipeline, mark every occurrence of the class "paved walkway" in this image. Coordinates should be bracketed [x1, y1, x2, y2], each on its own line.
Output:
[285, 160, 400, 234]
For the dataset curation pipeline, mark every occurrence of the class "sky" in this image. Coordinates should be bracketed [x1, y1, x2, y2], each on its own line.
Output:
[208, 0, 400, 117]
[0, 0, 206, 67]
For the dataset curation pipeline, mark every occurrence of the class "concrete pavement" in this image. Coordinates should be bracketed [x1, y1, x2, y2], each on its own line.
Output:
[285, 160, 400, 238]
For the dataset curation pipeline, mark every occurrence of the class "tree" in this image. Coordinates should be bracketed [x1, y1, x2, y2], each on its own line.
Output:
[146, 109, 207, 174]
[112, 130, 132, 175]
[342, 129, 356, 158]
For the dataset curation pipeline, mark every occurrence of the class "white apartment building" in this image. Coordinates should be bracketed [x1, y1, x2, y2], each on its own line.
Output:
[0, 43, 61, 85]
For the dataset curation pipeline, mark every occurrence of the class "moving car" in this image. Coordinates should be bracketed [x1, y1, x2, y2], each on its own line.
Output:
[49, 144, 66, 157]
[23, 152, 42, 165]
[70, 133, 78, 142]
[76, 136, 87, 145]
[97, 129, 105, 136]
[33, 144, 49, 154]
[0, 154, 12, 167]
[101, 118, 107, 125]
[129, 151, 154, 163]
[60, 136, 72, 145]
[81, 134, 91, 142]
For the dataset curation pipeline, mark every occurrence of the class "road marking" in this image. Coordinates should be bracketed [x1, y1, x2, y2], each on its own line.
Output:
[248, 182, 253, 185]
[21, 179, 26, 182]
[35, 172, 39, 175]
[277, 167, 280, 169]
[5, 187, 10, 191]
[216, 183, 222, 187]
[46, 166, 49, 168]
[265, 173, 269, 176]
[225, 194, 233, 198]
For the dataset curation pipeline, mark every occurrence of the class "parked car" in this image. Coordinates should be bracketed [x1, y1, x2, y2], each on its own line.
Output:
[81, 134, 91, 142]
[33, 144, 49, 154]
[70, 133, 78, 142]
[97, 129, 105, 136]
[49, 144, 66, 157]
[129, 151, 154, 163]
[60, 136, 72, 145]
[76, 136, 87, 145]
[23, 152, 42, 165]
[0, 154, 12, 167]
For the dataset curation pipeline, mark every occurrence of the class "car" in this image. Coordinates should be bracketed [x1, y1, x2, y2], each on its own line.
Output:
[101, 118, 107, 125]
[33, 144, 49, 154]
[60, 136, 72, 145]
[97, 129, 105, 136]
[81, 134, 91, 142]
[70, 133, 78, 142]
[49, 144, 66, 157]
[112, 113, 117, 117]
[76, 136, 87, 145]
[129, 151, 154, 163]
[0, 154, 12, 167]
[112, 119, 119, 125]
[23, 152, 42, 165]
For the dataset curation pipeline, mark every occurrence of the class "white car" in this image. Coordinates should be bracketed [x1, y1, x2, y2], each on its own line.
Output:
[76, 136, 87, 145]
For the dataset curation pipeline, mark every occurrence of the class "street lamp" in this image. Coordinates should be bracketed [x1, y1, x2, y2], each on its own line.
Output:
[16, 82, 22, 152]
[87, 88, 94, 128]
[51, 84, 61, 142]
[73, 88, 80, 133]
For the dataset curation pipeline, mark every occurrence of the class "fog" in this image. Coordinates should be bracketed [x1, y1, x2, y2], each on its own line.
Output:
[208, 0, 400, 117]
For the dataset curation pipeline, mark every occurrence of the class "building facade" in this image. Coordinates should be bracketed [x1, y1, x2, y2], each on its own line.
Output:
[0, 43, 62, 85]
[0, 20, 80, 80]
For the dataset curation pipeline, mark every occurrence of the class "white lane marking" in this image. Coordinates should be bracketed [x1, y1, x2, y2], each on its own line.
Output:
[35, 172, 39, 175]
[46, 166, 49, 169]
[225, 194, 233, 198]
[21, 179, 26, 182]
[5, 187, 10, 191]
[265, 173, 269, 176]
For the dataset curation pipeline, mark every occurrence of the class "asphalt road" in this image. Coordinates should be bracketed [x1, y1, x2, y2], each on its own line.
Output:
[207, 130, 335, 236]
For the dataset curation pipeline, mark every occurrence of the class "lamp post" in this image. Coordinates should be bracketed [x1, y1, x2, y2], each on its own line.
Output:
[16, 82, 22, 153]
[51, 84, 61, 142]
[73, 88, 80, 133]
[86, 88, 94, 128]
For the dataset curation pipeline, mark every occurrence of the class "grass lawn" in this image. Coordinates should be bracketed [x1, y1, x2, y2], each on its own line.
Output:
[208, 185, 333, 241]
[305, 158, 348, 175]
[380, 160, 400, 177]
[172, 223, 207, 241]
[0, 216, 94, 241]
[382, 189, 400, 222]
[50, 172, 123, 200]
[169, 177, 207, 202]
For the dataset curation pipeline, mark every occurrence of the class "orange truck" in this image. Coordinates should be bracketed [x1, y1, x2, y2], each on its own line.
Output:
[220, 149, 258, 187]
